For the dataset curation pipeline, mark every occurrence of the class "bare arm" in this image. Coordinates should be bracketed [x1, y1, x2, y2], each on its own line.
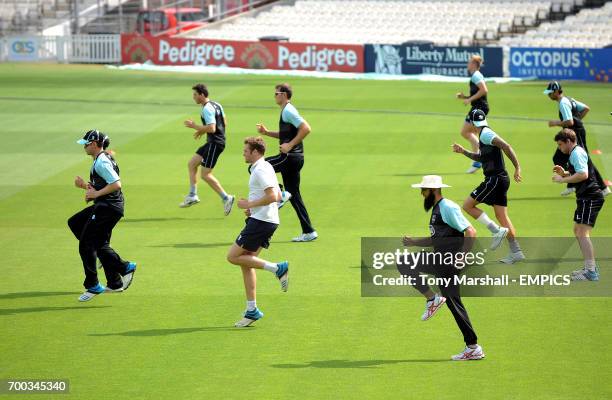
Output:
[492, 136, 522, 182]
[256, 123, 280, 139]
[553, 170, 588, 184]
[452, 143, 481, 161]
[282, 120, 311, 152]
[238, 187, 278, 210]
[86, 180, 121, 201]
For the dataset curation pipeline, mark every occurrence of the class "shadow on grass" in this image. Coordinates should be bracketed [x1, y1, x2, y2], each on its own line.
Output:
[89, 326, 250, 337]
[0, 305, 111, 316]
[150, 242, 234, 249]
[387, 172, 467, 177]
[122, 217, 190, 223]
[271, 359, 452, 369]
[0, 291, 81, 300]
[509, 196, 570, 201]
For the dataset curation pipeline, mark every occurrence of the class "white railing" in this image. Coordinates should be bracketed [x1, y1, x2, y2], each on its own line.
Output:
[0, 34, 121, 63]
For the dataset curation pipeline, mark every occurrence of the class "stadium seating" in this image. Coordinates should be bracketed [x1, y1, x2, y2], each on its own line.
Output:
[192, 0, 555, 45]
[499, 2, 612, 48]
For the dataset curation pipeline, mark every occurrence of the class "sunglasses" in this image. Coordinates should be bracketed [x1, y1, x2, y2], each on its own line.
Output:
[274, 91, 285, 96]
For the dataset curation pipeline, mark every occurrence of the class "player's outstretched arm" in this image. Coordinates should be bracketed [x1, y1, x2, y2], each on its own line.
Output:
[256, 123, 280, 138]
[452, 143, 481, 162]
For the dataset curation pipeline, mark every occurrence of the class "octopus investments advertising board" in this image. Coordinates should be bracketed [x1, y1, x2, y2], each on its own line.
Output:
[509, 47, 612, 81]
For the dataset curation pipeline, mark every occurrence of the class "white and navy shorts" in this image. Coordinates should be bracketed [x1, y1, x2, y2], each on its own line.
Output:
[236, 218, 279, 252]
[470, 174, 510, 207]
[574, 198, 605, 227]
[196, 143, 224, 169]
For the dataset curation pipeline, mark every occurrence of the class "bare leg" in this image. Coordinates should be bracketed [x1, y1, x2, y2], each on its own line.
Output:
[463, 197, 484, 219]
[574, 224, 595, 263]
[493, 205, 516, 240]
[201, 167, 227, 198]
[188, 154, 202, 189]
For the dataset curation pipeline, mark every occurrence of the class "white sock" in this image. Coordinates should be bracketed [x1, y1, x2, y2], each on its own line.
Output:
[585, 259, 596, 271]
[219, 191, 228, 201]
[263, 262, 279, 273]
[189, 185, 197, 196]
[476, 213, 500, 234]
[246, 300, 257, 311]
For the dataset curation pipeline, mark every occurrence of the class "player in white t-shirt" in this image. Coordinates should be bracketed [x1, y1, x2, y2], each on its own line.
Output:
[226, 136, 289, 327]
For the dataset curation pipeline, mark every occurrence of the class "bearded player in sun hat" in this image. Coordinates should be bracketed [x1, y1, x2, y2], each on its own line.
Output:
[401, 175, 484, 361]
[452, 109, 524, 264]
[68, 129, 136, 302]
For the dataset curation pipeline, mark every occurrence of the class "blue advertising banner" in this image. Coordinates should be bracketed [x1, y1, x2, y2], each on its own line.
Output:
[509, 48, 612, 81]
[364, 44, 504, 77]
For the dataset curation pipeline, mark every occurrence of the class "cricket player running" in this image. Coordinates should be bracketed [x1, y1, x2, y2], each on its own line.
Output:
[452, 109, 524, 264]
[401, 175, 484, 360]
[553, 129, 605, 281]
[68, 130, 136, 302]
[226, 136, 289, 327]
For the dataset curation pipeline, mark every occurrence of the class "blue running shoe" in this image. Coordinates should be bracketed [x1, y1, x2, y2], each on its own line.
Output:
[276, 261, 289, 292]
[78, 283, 105, 302]
[571, 266, 600, 281]
[466, 161, 482, 174]
[121, 262, 137, 290]
[235, 308, 264, 327]
[278, 191, 292, 209]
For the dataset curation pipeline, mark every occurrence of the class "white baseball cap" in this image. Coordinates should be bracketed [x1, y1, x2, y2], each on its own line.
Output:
[411, 175, 451, 189]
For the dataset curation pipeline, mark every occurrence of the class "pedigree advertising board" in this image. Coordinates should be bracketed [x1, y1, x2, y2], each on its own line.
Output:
[121, 34, 364, 73]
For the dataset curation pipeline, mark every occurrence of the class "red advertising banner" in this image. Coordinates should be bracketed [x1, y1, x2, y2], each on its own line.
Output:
[121, 34, 364, 73]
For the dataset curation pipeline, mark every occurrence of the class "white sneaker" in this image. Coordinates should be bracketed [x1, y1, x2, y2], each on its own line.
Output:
[499, 250, 525, 264]
[223, 195, 235, 216]
[602, 187, 611, 197]
[421, 294, 446, 321]
[466, 165, 480, 174]
[292, 231, 318, 242]
[179, 194, 200, 208]
[560, 187, 575, 196]
[278, 191, 292, 209]
[490, 227, 509, 250]
[451, 345, 485, 361]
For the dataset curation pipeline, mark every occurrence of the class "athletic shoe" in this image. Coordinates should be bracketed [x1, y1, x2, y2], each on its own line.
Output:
[466, 162, 482, 174]
[451, 345, 485, 361]
[235, 308, 264, 327]
[278, 191, 292, 209]
[421, 294, 446, 321]
[571, 266, 600, 281]
[292, 231, 318, 242]
[560, 187, 575, 196]
[602, 187, 611, 197]
[276, 261, 289, 292]
[78, 283, 105, 302]
[104, 286, 124, 293]
[121, 262, 137, 290]
[179, 194, 200, 208]
[223, 195, 235, 216]
[499, 250, 525, 264]
[490, 227, 509, 250]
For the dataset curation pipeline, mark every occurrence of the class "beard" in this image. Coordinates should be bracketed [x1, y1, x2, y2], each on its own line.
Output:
[423, 191, 436, 212]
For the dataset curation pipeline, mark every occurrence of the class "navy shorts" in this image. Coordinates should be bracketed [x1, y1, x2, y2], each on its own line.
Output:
[470, 174, 510, 207]
[235, 218, 278, 252]
[574, 198, 604, 227]
[196, 142, 224, 169]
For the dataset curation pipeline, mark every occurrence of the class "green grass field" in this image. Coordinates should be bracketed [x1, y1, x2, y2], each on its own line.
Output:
[1, 63, 611, 399]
